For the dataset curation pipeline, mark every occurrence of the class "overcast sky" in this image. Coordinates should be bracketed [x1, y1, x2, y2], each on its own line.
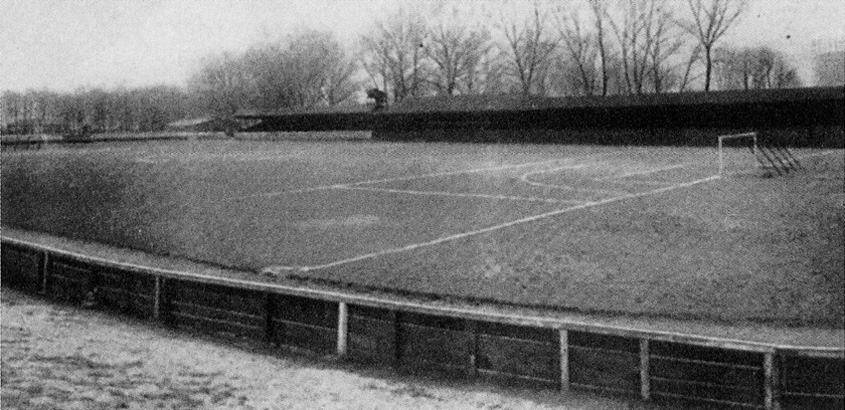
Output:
[2, 0, 843, 92]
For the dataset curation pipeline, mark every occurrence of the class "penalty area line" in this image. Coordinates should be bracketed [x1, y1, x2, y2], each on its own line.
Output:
[246, 153, 609, 200]
[263, 174, 721, 274]
[338, 185, 586, 204]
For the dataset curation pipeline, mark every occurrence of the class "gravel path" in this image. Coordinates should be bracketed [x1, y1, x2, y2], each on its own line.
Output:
[1, 289, 671, 410]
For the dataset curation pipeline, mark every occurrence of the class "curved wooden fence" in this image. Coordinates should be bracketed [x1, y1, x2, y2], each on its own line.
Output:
[2, 237, 842, 409]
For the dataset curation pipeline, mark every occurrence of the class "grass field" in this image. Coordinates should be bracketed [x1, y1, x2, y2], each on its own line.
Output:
[2, 138, 842, 328]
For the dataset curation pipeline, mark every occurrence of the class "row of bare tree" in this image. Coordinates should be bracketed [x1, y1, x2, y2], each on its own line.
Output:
[1, 86, 190, 134]
[358, 0, 780, 100]
[188, 30, 359, 118]
[3, 0, 807, 134]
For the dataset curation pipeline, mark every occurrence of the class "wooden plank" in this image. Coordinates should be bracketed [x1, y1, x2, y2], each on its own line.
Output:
[650, 356, 762, 389]
[781, 356, 845, 395]
[569, 331, 639, 353]
[780, 395, 844, 410]
[400, 322, 470, 367]
[348, 315, 394, 364]
[171, 311, 265, 340]
[170, 281, 264, 315]
[477, 334, 558, 381]
[171, 301, 264, 328]
[651, 341, 763, 367]
[271, 320, 336, 353]
[349, 304, 393, 321]
[46, 272, 90, 303]
[478, 322, 556, 344]
[0, 245, 41, 292]
[477, 369, 559, 390]
[402, 311, 465, 331]
[274, 294, 337, 328]
[569, 347, 640, 393]
[651, 377, 764, 406]
[95, 287, 154, 317]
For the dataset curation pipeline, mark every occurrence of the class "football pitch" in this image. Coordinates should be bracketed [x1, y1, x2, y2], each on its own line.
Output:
[2, 138, 843, 328]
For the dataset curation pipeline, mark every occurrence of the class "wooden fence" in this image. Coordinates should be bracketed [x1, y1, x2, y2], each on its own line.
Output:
[2, 239, 842, 410]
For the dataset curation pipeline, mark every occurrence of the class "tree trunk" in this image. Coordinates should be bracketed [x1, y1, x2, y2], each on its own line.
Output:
[704, 45, 713, 92]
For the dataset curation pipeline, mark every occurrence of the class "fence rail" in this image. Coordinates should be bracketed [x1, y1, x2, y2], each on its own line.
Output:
[1, 238, 842, 410]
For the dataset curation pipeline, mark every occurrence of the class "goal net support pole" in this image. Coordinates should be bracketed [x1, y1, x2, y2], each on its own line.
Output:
[718, 132, 758, 176]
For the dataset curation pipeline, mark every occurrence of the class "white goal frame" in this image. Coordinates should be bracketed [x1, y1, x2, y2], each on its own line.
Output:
[718, 132, 758, 176]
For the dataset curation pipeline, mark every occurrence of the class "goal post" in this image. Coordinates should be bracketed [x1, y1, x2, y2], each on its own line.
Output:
[718, 132, 759, 176]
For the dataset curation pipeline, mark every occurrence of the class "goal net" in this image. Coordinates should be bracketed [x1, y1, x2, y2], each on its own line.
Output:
[718, 132, 760, 176]
[717, 132, 802, 177]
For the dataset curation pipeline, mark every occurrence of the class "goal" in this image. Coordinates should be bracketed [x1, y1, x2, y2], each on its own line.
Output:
[717, 132, 801, 177]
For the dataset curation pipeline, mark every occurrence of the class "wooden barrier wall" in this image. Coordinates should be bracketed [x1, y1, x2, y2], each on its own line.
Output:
[2, 241, 843, 410]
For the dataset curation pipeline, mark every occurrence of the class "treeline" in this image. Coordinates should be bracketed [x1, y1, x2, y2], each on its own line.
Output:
[2, 86, 193, 135]
[3, 0, 809, 135]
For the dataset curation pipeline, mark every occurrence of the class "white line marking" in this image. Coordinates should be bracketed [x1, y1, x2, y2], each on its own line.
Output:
[791, 150, 840, 160]
[264, 175, 721, 273]
[598, 163, 692, 180]
[339, 185, 586, 204]
[250, 153, 609, 199]
[137, 153, 302, 164]
[520, 165, 628, 196]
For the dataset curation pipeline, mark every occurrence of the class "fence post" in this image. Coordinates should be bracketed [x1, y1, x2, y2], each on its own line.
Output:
[153, 275, 162, 320]
[640, 339, 651, 400]
[467, 320, 478, 378]
[764, 351, 780, 410]
[40, 251, 50, 294]
[560, 329, 570, 392]
[265, 293, 276, 345]
[392, 311, 402, 367]
[337, 302, 348, 356]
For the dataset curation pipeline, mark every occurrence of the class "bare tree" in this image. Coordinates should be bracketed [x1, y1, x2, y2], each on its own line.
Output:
[679, 0, 749, 91]
[587, 0, 611, 96]
[360, 7, 429, 103]
[499, 2, 559, 95]
[284, 30, 360, 107]
[676, 43, 703, 92]
[424, 12, 493, 96]
[608, 1, 651, 94]
[645, 0, 687, 93]
[188, 52, 251, 117]
[715, 45, 801, 90]
[555, 4, 600, 95]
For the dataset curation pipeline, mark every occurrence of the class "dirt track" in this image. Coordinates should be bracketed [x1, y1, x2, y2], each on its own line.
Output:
[1, 289, 673, 410]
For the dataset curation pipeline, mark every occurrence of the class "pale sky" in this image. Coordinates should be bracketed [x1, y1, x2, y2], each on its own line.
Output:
[2, 0, 843, 92]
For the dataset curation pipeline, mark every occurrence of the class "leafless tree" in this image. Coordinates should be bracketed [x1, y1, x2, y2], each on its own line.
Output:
[715, 45, 801, 90]
[499, 2, 559, 95]
[555, 4, 600, 95]
[679, 0, 749, 91]
[360, 7, 429, 103]
[676, 43, 703, 92]
[189, 30, 358, 115]
[424, 12, 493, 96]
[584, 0, 614, 96]
[188, 52, 251, 117]
[283, 30, 360, 107]
[645, 1, 687, 93]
